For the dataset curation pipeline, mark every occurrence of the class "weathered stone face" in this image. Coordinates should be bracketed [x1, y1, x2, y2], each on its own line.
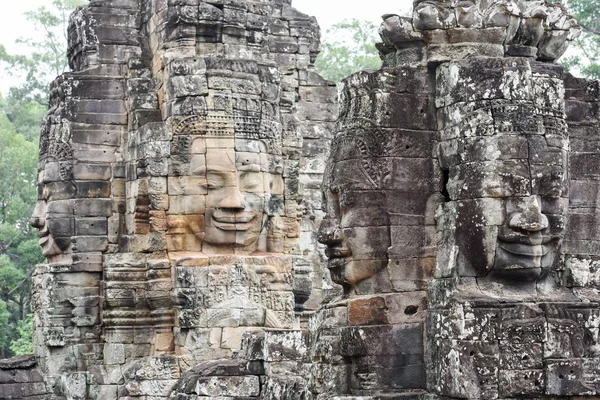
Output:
[309, 66, 439, 396]
[423, 4, 600, 397]
[18, 0, 600, 399]
[31, 178, 73, 259]
[441, 132, 568, 282]
[493, 192, 565, 280]
[318, 66, 439, 295]
[165, 104, 285, 255]
[30, 97, 76, 263]
[319, 137, 391, 289]
[436, 58, 570, 286]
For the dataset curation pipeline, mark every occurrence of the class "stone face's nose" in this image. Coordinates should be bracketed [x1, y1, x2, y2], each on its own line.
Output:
[30, 216, 44, 229]
[30, 201, 46, 229]
[317, 218, 342, 246]
[508, 196, 549, 232]
[218, 187, 246, 210]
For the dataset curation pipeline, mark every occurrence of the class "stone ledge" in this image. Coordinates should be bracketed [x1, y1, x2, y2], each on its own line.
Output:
[0, 355, 36, 370]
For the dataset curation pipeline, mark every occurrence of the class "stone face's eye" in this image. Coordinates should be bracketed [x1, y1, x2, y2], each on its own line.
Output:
[206, 180, 221, 189]
[239, 172, 263, 192]
[338, 191, 351, 209]
[38, 184, 49, 201]
[543, 186, 562, 199]
[540, 172, 563, 199]
[508, 174, 529, 193]
[204, 172, 226, 189]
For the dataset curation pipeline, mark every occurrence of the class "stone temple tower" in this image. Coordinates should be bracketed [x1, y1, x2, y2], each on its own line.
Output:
[24, 0, 336, 398]
[3, 0, 600, 399]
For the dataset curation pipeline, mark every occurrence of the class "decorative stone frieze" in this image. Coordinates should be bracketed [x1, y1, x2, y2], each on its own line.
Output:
[25, 0, 336, 398]
[9, 0, 600, 399]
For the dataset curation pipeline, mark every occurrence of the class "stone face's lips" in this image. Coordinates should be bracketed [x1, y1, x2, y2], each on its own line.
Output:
[38, 226, 50, 245]
[501, 264, 542, 271]
[325, 247, 352, 259]
[325, 247, 352, 270]
[326, 256, 347, 270]
[498, 242, 550, 257]
[497, 233, 555, 257]
[38, 226, 49, 238]
[37, 225, 57, 257]
[212, 211, 257, 231]
[497, 232, 553, 245]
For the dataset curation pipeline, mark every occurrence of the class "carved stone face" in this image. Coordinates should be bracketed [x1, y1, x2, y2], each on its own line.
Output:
[444, 134, 567, 282]
[163, 58, 286, 256]
[30, 184, 62, 258]
[32, 104, 75, 263]
[201, 147, 281, 253]
[435, 58, 570, 284]
[318, 135, 391, 291]
[491, 152, 567, 281]
[168, 127, 284, 255]
[30, 168, 75, 261]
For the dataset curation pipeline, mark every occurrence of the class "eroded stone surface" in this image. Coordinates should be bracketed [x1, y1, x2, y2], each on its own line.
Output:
[14, 0, 600, 399]
[25, 0, 335, 399]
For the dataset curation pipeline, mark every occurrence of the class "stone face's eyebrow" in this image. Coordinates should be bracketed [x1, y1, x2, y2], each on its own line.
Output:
[192, 166, 233, 175]
[193, 164, 263, 175]
[236, 163, 261, 172]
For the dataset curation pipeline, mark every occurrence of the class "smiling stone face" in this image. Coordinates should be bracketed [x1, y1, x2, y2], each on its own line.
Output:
[491, 159, 567, 281]
[443, 137, 568, 282]
[436, 58, 569, 284]
[202, 151, 264, 247]
[165, 110, 285, 256]
[162, 59, 288, 257]
[198, 143, 284, 254]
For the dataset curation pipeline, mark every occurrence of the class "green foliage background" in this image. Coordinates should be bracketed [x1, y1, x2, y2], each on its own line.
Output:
[314, 19, 381, 82]
[0, 0, 85, 358]
[559, 0, 600, 79]
[0, 104, 43, 358]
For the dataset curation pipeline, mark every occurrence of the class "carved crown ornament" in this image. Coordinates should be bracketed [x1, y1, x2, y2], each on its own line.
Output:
[378, 0, 581, 65]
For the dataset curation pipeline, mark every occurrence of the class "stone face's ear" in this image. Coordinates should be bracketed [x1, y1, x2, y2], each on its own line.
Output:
[266, 216, 284, 253]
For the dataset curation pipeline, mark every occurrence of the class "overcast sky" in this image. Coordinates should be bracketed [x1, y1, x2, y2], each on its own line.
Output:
[0, 0, 412, 93]
[294, 0, 412, 28]
[0, 0, 413, 49]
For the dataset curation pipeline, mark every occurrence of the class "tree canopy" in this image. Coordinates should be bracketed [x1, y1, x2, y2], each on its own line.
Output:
[560, 0, 600, 79]
[0, 0, 85, 106]
[0, 101, 43, 358]
[314, 19, 381, 83]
